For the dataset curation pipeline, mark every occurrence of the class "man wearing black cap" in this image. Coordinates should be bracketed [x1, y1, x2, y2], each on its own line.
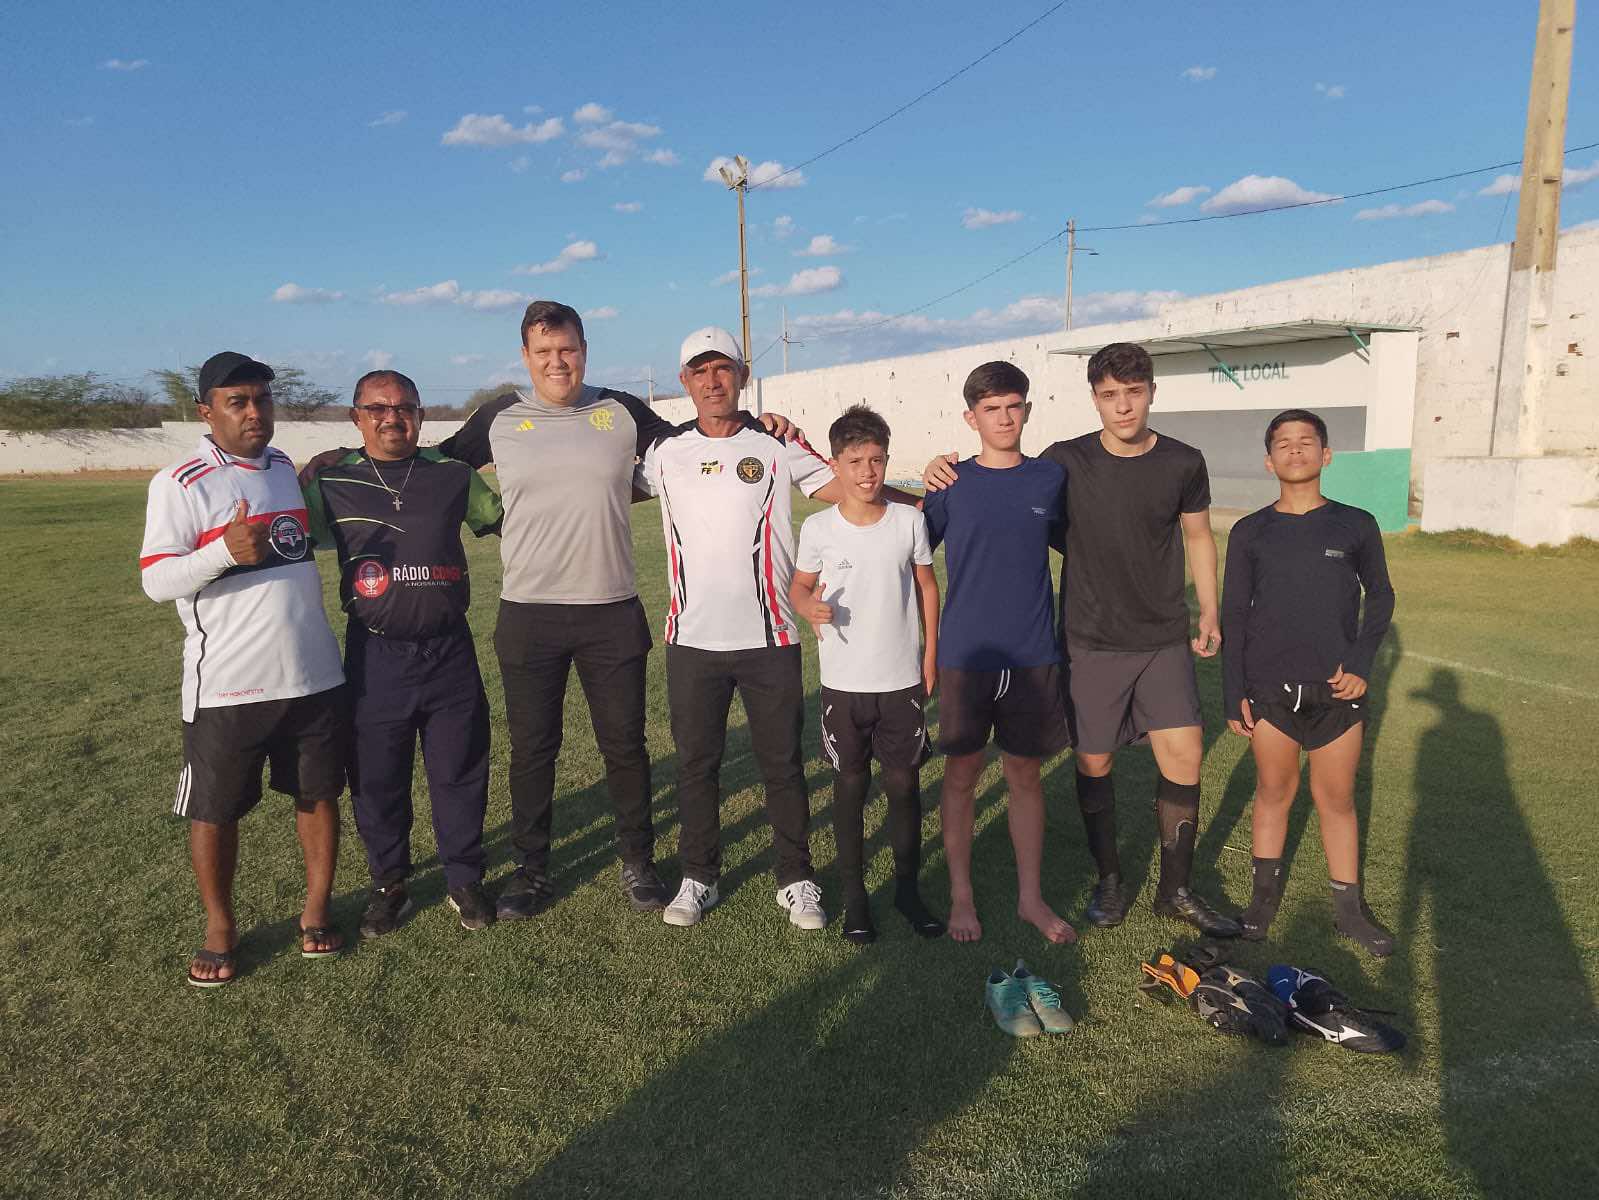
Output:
[140, 351, 348, 987]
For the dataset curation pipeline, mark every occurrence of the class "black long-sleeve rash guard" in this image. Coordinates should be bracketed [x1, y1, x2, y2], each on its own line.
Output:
[1221, 498, 1395, 714]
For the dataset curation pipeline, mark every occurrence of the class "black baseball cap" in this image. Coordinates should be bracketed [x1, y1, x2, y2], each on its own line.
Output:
[196, 351, 274, 403]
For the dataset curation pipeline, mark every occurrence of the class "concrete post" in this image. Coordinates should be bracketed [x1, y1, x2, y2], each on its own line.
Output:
[1490, 0, 1576, 458]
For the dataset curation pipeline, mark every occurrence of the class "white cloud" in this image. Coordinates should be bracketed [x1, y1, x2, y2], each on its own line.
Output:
[561, 168, 588, 183]
[1314, 82, 1347, 100]
[573, 102, 612, 125]
[645, 148, 679, 166]
[1200, 174, 1340, 215]
[751, 266, 843, 298]
[101, 58, 149, 71]
[272, 283, 345, 304]
[585, 305, 620, 320]
[363, 350, 395, 370]
[523, 105, 544, 115]
[513, 240, 601, 276]
[65, 116, 94, 127]
[1181, 66, 1217, 82]
[378, 280, 529, 311]
[1148, 185, 1211, 208]
[509, 156, 531, 173]
[785, 289, 1181, 361]
[613, 201, 643, 213]
[962, 207, 1023, 229]
[1567, 159, 1599, 189]
[368, 110, 407, 127]
[773, 215, 795, 239]
[1355, 198, 1455, 221]
[703, 157, 806, 189]
[442, 113, 564, 147]
[712, 267, 763, 286]
[795, 234, 847, 257]
[579, 119, 662, 166]
[450, 354, 486, 366]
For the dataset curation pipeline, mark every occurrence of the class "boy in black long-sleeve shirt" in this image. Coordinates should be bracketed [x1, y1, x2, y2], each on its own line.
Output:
[1221, 409, 1396, 955]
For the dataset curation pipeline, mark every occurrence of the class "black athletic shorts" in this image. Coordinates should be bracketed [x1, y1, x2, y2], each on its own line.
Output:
[937, 664, 1071, 759]
[173, 686, 350, 824]
[820, 684, 931, 773]
[1249, 682, 1365, 751]
[1064, 640, 1202, 755]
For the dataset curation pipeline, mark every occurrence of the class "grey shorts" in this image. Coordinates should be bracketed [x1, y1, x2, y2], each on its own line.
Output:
[1063, 640, 1201, 755]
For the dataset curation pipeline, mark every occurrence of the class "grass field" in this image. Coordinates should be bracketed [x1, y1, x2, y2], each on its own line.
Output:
[3, 476, 1597, 1199]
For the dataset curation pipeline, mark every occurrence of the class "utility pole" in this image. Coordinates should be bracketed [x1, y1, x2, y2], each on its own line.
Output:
[781, 306, 789, 373]
[646, 366, 654, 403]
[1490, 0, 1576, 458]
[1065, 218, 1075, 332]
[717, 155, 753, 363]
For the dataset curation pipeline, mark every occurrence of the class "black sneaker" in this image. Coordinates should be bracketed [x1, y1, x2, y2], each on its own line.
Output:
[1085, 874, 1127, 928]
[620, 860, 669, 912]
[1152, 887, 1242, 938]
[495, 868, 556, 921]
[360, 883, 413, 939]
[447, 882, 496, 931]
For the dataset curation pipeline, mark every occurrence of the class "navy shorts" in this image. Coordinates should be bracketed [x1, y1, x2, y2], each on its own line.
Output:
[937, 664, 1071, 759]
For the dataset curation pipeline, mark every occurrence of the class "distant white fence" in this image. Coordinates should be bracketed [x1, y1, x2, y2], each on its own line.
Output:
[0, 420, 467, 475]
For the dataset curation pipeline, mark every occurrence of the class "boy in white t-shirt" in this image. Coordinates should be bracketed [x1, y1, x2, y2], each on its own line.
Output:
[791, 405, 945, 944]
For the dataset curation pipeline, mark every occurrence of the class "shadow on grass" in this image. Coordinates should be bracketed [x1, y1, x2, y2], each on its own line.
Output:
[1401, 666, 1599, 1192]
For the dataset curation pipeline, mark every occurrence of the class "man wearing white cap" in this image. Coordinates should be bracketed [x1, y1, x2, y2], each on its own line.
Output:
[636, 328, 911, 930]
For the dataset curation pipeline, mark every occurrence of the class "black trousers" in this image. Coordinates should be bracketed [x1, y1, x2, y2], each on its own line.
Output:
[666, 643, 812, 888]
[494, 597, 654, 873]
[346, 624, 489, 891]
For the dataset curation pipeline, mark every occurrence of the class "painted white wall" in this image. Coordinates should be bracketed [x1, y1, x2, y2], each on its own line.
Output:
[0, 420, 466, 475]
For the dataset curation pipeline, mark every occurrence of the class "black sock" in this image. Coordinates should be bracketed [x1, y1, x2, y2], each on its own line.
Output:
[1076, 771, 1122, 880]
[1330, 879, 1395, 956]
[832, 768, 870, 900]
[1155, 776, 1201, 899]
[894, 876, 945, 938]
[880, 765, 922, 880]
[1241, 856, 1285, 937]
[842, 890, 876, 944]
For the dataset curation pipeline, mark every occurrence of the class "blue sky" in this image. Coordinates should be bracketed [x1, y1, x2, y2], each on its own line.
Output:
[3, 1, 1596, 400]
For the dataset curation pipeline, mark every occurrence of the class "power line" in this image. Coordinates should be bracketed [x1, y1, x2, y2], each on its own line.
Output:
[800, 140, 1599, 340]
[749, 0, 1073, 191]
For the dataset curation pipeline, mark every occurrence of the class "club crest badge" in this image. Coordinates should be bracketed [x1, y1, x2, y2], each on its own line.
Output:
[736, 457, 765, 484]
[269, 514, 308, 561]
[589, 409, 615, 432]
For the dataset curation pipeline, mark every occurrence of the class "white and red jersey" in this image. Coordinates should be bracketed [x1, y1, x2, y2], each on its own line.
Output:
[140, 438, 343, 720]
[637, 417, 832, 651]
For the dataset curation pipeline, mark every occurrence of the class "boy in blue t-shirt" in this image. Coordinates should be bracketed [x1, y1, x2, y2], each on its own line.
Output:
[922, 362, 1075, 945]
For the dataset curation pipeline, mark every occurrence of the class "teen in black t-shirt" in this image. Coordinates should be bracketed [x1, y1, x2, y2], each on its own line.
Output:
[926, 343, 1239, 938]
[1221, 409, 1396, 956]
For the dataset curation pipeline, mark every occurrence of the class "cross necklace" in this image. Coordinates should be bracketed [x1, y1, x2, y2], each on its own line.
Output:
[369, 454, 416, 511]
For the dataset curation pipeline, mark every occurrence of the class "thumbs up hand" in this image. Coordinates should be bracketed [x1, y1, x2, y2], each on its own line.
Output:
[222, 499, 270, 565]
[800, 581, 834, 630]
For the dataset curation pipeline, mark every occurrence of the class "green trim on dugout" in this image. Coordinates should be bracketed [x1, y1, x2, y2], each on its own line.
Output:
[1322, 448, 1411, 532]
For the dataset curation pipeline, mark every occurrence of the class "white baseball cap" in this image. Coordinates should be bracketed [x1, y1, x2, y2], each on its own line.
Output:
[679, 326, 744, 368]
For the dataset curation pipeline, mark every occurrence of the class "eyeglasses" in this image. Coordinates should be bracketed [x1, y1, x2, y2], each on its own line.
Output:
[355, 403, 420, 419]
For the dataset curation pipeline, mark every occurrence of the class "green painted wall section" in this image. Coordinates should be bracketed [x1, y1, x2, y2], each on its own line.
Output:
[1322, 448, 1411, 532]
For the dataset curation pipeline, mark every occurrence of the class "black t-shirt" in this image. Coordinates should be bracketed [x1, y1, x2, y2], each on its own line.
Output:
[301, 448, 503, 639]
[1220, 499, 1395, 714]
[1041, 431, 1211, 651]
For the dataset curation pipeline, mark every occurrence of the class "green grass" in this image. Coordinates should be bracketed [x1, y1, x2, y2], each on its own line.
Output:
[2, 478, 1597, 1199]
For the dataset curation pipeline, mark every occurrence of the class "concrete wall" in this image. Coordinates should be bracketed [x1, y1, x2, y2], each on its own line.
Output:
[0, 419, 466, 474]
[742, 227, 1599, 508]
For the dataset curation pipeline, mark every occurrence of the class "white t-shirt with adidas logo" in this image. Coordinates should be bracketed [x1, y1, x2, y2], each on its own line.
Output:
[795, 502, 933, 693]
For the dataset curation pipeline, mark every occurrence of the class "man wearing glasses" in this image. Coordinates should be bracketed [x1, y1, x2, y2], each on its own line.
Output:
[301, 370, 505, 936]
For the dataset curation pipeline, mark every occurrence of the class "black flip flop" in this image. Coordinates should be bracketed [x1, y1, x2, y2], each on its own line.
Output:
[187, 946, 237, 989]
[298, 923, 345, 959]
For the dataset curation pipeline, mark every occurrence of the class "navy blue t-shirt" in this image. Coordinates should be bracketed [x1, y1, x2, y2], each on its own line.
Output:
[923, 456, 1064, 670]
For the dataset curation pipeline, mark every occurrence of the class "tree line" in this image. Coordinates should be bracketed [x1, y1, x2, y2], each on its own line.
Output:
[0, 369, 518, 431]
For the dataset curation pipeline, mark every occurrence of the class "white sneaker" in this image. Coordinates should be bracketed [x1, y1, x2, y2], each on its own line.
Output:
[776, 879, 827, 930]
[663, 878, 718, 927]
